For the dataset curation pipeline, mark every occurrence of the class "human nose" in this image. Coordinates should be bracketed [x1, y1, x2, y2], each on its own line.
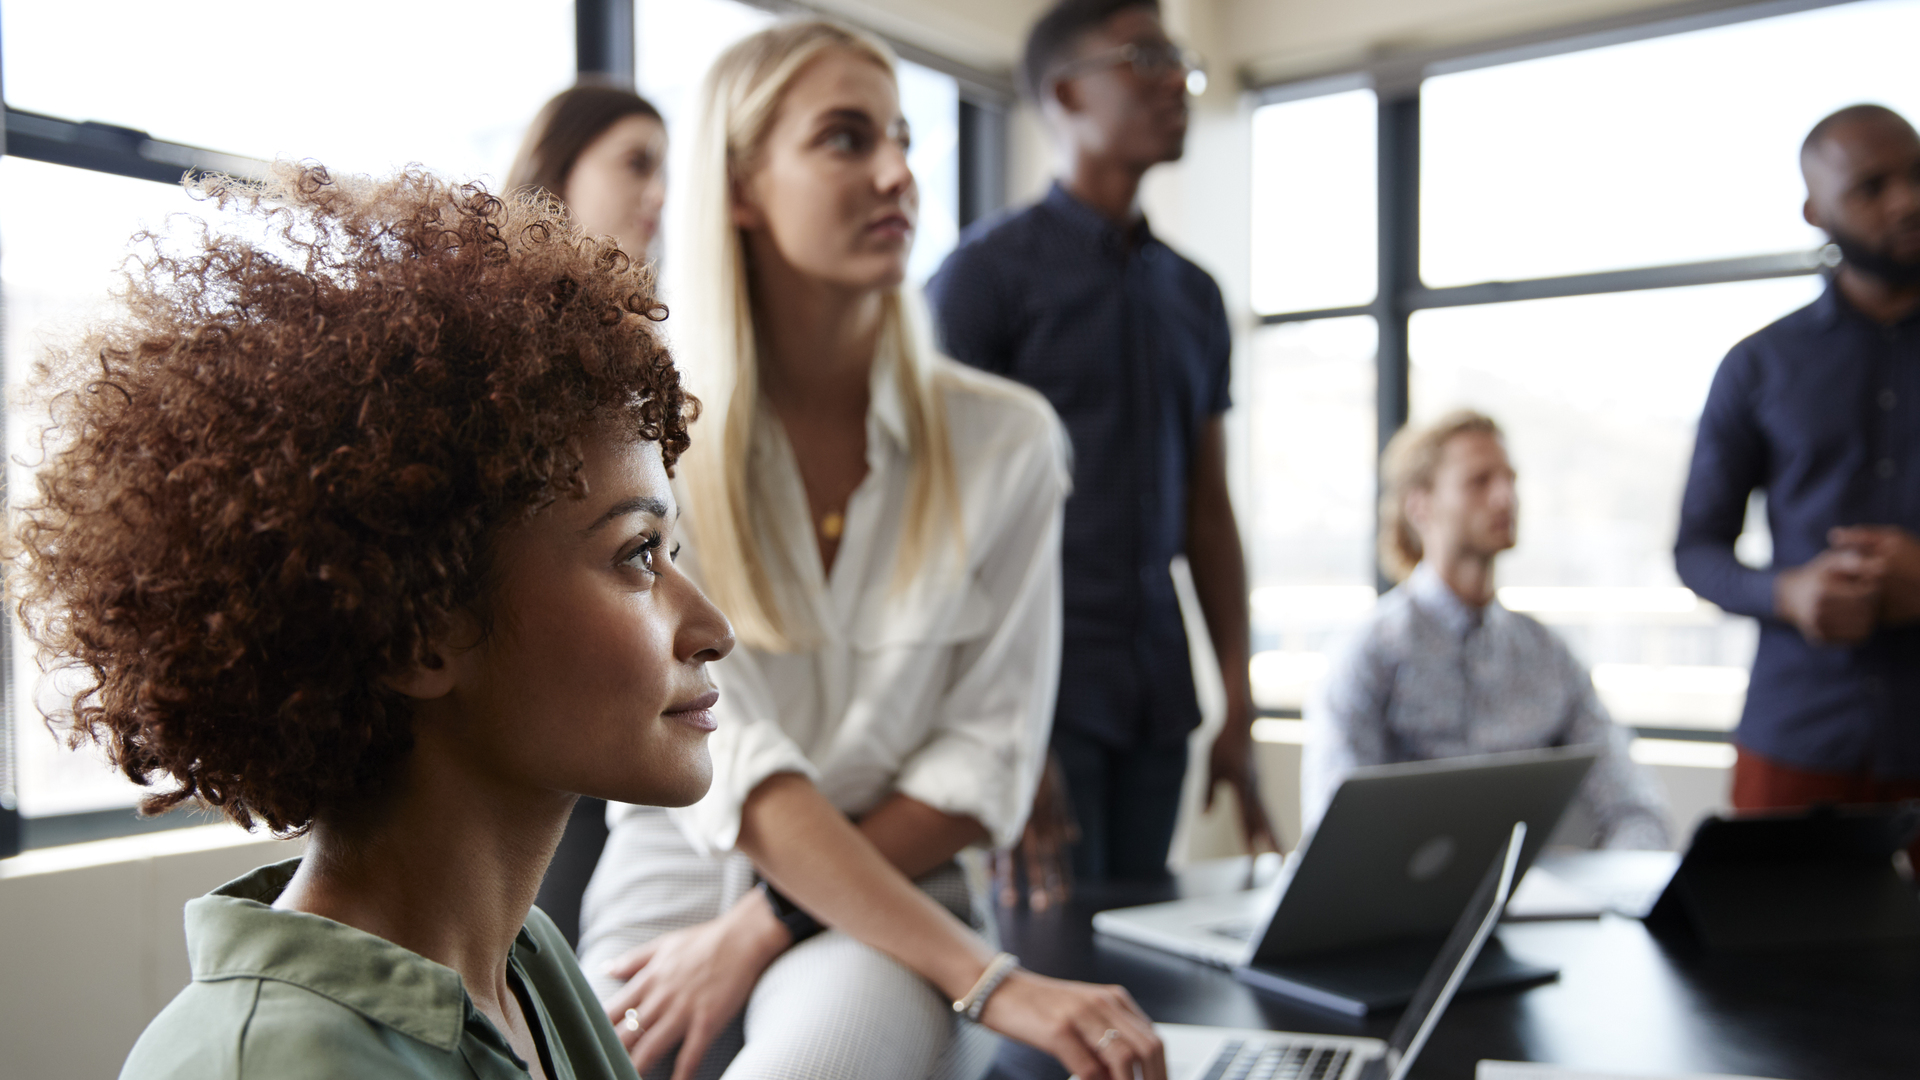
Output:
[876, 138, 913, 197]
[672, 576, 735, 664]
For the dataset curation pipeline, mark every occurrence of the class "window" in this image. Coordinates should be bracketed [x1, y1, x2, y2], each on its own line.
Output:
[1242, 318, 1378, 714]
[1249, 89, 1376, 315]
[3, 4, 577, 832]
[1409, 276, 1824, 731]
[1421, 0, 1920, 286]
[1, 0, 575, 183]
[635, 0, 962, 284]
[2, 1, 991, 847]
[2, 160, 212, 817]
[1246, 0, 1920, 735]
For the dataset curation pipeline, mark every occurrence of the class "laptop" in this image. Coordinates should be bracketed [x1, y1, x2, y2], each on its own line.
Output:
[1095, 746, 1598, 1013]
[1153, 821, 1530, 1080]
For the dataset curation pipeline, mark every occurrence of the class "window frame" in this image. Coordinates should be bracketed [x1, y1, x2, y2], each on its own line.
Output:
[1245, 0, 1872, 732]
[0, 0, 1007, 856]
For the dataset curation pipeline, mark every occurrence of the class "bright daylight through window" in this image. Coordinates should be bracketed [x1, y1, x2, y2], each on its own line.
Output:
[1244, 0, 1920, 734]
[1, 0, 964, 828]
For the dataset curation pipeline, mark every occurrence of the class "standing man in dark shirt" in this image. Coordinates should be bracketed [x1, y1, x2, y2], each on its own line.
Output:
[1676, 104, 1920, 831]
[926, 0, 1276, 882]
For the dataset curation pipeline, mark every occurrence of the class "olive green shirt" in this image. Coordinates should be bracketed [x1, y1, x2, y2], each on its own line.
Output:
[120, 859, 641, 1080]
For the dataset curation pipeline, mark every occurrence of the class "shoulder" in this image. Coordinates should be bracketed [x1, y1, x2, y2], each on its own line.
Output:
[1721, 294, 1829, 372]
[123, 979, 443, 1080]
[1328, 588, 1415, 675]
[935, 358, 1068, 466]
[1493, 606, 1583, 668]
[1162, 243, 1225, 297]
[931, 204, 1048, 287]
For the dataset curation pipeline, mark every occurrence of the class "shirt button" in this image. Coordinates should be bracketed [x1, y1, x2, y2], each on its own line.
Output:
[1878, 458, 1897, 479]
[1880, 389, 1898, 410]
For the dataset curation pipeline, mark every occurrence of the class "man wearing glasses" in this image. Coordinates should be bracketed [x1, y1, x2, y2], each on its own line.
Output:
[928, 0, 1275, 889]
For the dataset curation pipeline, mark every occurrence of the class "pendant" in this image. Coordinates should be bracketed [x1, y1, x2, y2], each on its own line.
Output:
[820, 511, 845, 540]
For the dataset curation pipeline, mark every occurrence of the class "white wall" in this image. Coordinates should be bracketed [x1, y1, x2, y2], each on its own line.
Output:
[0, 826, 303, 1080]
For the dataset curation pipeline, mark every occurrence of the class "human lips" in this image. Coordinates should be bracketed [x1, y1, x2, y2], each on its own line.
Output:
[664, 689, 720, 731]
[867, 211, 912, 241]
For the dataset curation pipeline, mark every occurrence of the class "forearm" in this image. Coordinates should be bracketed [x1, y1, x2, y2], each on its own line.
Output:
[1675, 539, 1778, 619]
[858, 792, 989, 881]
[1187, 504, 1253, 711]
[737, 772, 992, 1000]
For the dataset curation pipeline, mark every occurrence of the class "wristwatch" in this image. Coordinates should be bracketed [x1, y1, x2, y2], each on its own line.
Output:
[756, 880, 825, 945]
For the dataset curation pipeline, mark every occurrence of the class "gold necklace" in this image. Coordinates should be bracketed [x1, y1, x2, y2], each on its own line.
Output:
[819, 510, 845, 540]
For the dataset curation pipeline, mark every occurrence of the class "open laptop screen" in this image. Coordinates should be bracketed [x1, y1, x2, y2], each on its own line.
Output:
[1364, 821, 1528, 1080]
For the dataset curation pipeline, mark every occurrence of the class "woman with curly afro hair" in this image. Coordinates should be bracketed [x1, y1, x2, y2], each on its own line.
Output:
[10, 163, 733, 1080]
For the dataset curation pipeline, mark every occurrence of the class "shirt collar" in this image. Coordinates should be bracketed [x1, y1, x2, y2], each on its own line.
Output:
[1042, 181, 1157, 256]
[1809, 273, 1920, 331]
[1810, 275, 1849, 330]
[182, 858, 542, 1054]
[1406, 562, 1497, 636]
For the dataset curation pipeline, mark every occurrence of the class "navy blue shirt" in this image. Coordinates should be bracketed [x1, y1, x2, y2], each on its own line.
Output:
[926, 183, 1232, 748]
[1676, 279, 1920, 779]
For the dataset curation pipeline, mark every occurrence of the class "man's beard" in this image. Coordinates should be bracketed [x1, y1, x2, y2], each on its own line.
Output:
[1827, 222, 1920, 286]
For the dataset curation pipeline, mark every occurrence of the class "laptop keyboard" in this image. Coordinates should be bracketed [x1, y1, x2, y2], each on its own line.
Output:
[1197, 1039, 1353, 1080]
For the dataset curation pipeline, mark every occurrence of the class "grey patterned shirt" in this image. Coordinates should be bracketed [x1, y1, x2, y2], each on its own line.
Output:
[1304, 564, 1671, 850]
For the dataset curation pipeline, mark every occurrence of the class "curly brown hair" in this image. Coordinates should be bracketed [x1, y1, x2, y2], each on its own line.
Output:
[10, 163, 693, 834]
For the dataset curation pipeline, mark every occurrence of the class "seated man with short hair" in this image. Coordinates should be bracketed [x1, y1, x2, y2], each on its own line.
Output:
[1304, 410, 1670, 849]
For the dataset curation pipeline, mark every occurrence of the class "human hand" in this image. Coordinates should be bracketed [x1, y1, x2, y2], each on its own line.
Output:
[1206, 702, 1281, 858]
[978, 968, 1166, 1080]
[1774, 546, 1883, 645]
[992, 752, 1077, 911]
[601, 890, 791, 1080]
[1829, 525, 1920, 626]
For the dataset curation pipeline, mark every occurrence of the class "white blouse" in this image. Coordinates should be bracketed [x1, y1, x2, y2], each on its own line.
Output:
[613, 357, 1071, 854]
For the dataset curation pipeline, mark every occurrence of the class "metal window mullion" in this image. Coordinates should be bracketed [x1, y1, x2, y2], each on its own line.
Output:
[577, 0, 636, 86]
[1373, 91, 1419, 592]
[957, 98, 1008, 230]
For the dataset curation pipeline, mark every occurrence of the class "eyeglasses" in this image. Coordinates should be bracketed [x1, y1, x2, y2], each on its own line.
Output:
[1050, 42, 1209, 97]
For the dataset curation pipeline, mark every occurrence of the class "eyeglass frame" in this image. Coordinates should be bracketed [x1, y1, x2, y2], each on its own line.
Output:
[1044, 41, 1207, 91]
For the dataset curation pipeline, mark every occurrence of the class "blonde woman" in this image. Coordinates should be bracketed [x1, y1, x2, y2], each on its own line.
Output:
[577, 20, 1166, 1080]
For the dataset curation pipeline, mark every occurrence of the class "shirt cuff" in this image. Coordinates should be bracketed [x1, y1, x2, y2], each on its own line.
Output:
[893, 730, 1029, 849]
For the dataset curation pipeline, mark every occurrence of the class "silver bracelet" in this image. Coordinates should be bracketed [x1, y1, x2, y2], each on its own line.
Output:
[952, 952, 1020, 1022]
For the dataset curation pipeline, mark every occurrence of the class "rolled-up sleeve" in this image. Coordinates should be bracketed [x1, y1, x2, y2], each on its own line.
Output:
[1676, 342, 1777, 619]
[893, 413, 1070, 848]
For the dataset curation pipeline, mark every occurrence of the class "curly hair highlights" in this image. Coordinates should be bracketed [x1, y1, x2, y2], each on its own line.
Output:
[1377, 409, 1502, 583]
[10, 163, 693, 834]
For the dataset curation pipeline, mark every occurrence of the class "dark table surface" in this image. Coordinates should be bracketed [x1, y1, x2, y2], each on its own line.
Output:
[984, 855, 1920, 1080]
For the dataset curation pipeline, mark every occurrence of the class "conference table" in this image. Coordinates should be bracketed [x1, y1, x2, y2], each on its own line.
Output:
[981, 853, 1920, 1080]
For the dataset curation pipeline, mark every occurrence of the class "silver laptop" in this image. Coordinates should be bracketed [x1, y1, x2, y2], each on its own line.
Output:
[1095, 747, 1597, 1010]
[1152, 821, 1529, 1080]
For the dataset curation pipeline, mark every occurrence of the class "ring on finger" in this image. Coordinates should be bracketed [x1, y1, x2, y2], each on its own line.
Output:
[623, 1007, 645, 1034]
[1096, 1028, 1120, 1050]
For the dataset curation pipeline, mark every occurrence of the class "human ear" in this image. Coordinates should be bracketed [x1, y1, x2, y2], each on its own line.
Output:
[729, 176, 766, 231]
[1404, 488, 1432, 533]
[383, 611, 480, 701]
[1051, 76, 1080, 116]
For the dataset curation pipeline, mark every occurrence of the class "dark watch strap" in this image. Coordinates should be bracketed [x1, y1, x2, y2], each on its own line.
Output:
[757, 881, 825, 945]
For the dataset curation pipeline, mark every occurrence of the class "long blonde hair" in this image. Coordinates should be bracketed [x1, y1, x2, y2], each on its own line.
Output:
[670, 19, 959, 651]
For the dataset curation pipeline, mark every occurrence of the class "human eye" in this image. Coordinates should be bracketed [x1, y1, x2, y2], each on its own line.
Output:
[821, 122, 874, 156]
[622, 531, 666, 577]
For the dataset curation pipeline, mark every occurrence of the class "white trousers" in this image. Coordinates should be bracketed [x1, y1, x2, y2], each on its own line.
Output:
[578, 807, 1002, 1080]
